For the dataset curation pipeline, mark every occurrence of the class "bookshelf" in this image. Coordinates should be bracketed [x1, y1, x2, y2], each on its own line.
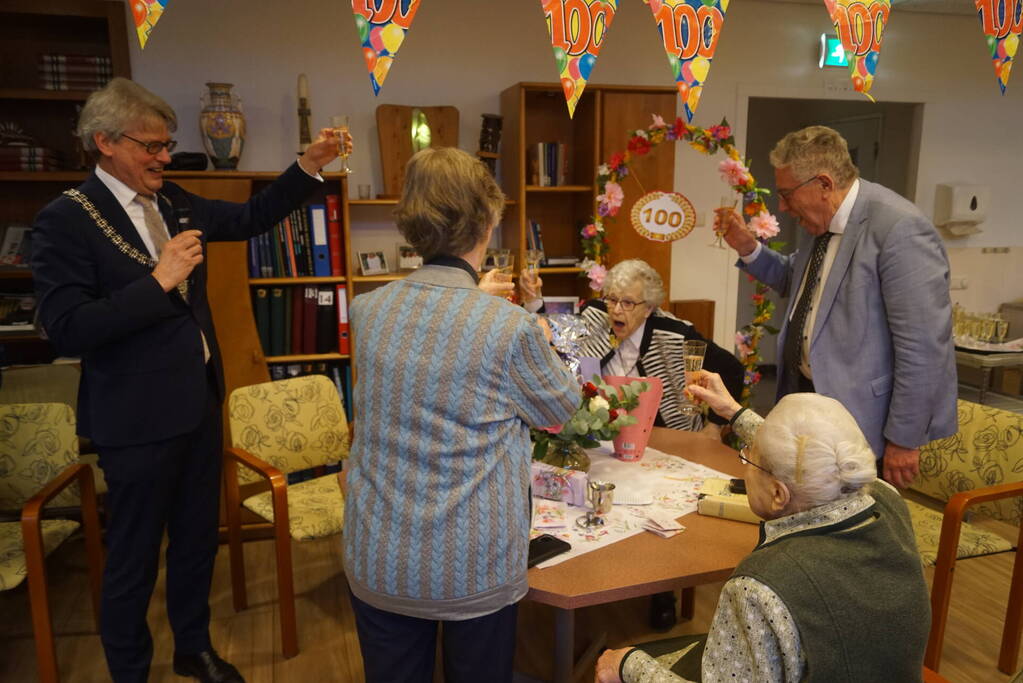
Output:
[500, 82, 680, 300]
[0, 0, 129, 364]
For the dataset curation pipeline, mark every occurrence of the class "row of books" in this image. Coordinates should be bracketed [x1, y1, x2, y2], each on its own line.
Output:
[248, 195, 343, 278]
[528, 141, 570, 186]
[253, 284, 350, 358]
[526, 220, 578, 267]
[0, 147, 62, 172]
[38, 53, 112, 91]
[269, 360, 354, 426]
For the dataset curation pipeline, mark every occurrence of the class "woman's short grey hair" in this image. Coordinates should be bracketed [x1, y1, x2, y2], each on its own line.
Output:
[77, 77, 178, 154]
[394, 147, 505, 261]
[602, 259, 666, 308]
[769, 125, 859, 189]
[755, 393, 877, 510]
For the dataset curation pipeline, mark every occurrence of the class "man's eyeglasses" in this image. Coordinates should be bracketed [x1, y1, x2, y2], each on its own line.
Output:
[121, 134, 177, 155]
[776, 175, 820, 201]
[738, 447, 773, 475]
[603, 296, 643, 312]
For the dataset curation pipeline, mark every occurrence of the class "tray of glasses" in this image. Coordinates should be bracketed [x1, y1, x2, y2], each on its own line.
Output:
[954, 337, 1023, 354]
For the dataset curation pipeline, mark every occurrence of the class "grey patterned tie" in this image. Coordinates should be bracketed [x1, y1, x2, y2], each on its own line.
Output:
[136, 193, 190, 302]
[135, 194, 169, 258]
[782, 232, 834, 386]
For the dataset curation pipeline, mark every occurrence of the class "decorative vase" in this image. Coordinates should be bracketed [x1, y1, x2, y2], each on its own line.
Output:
[539, 440, 591, 472]
[604, 375, 663, 461]
[199, 82, 245, 170]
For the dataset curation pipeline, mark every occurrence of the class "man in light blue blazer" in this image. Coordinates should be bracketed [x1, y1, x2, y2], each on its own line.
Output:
[717, 126, 957, 488]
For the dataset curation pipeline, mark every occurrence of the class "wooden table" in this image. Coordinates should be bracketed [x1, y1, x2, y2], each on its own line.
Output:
[524, 428, 759, 683]
[955, 349, 1023, 404]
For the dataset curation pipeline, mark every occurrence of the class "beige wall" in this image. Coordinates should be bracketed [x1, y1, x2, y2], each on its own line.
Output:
[129, 0, 1022, 347]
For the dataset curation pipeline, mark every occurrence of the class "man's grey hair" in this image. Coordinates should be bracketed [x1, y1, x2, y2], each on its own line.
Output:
[756, 393, 877, 510]
[77, 77, 177, 154]
[603, 259, 666, 309]
[769, 125, 859, 189]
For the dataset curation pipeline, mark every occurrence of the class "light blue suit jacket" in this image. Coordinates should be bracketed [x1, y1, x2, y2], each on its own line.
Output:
[743, 180, 958, 457]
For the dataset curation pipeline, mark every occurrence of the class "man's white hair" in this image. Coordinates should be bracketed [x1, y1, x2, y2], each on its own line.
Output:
[756, 393, 877, 510]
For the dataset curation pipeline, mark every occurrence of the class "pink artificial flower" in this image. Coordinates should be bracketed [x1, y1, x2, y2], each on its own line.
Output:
[597, 181, 624, 216]
[587, 263, 607, 291]
[709, 124, 732, 141]
[581, 223, 598, 239]
[749, 212, 780, 240]
[650, 114, 667, 130]
[718, 158, 750, 187]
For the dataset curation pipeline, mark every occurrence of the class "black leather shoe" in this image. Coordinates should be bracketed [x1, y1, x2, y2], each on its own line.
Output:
[649, 590, 677, 631]
[173, 650, 244, 683]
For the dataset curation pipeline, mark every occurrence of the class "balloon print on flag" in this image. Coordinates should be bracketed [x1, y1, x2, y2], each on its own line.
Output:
[976, 0, 1023, 94]
[824, 0, 891, 100]
[131, 0, 168, 49]
[542, 0, 618, 118]
[645, 0, 730, 123]
[352, 0, 421, 96]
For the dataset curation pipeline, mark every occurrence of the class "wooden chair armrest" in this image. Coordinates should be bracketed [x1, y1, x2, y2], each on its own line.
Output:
[943, 480, 1023, 524]
[224, 447, 286, 486]
[20, 463, 95, 526]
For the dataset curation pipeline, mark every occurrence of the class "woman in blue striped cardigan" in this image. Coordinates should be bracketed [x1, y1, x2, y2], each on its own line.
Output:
[343, 147, 580, 683]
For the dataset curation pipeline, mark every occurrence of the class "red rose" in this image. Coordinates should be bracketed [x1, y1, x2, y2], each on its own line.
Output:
[609, 152, 625, 170]
[609, 409, 620, 421]
[627, 136, 651, 156]
[583, 382, 598, 398]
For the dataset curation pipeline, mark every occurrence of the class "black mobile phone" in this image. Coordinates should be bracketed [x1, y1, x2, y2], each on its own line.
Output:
[528, 534, 571, 568]
[728, 478, 747, 495]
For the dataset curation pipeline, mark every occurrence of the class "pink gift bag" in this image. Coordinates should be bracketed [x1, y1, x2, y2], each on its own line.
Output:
[603, 375, 663, 461]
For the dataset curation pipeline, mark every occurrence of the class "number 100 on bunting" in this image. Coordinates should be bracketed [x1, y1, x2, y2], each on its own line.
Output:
[630, 191, 696, 242]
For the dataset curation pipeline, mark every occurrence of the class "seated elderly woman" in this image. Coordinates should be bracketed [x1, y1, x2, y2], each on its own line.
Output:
[595, 371, 931, 683]
[522, 259, 743, 433]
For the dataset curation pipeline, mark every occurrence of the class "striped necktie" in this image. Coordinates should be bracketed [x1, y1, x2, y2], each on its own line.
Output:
[782, 232, 833, 386]
[135, 193, 169, 258]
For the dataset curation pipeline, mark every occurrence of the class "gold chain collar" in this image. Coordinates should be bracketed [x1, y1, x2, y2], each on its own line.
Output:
[63, 189, 188, 299]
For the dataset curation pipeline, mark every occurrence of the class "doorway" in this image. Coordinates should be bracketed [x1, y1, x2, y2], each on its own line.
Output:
[738, 97, 923, 381]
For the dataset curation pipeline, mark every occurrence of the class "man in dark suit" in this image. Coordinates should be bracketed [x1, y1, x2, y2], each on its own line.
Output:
[30, 78, 349, 683]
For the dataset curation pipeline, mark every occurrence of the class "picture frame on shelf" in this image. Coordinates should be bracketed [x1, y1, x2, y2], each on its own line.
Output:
[542, 296, 579, 315]
[396, 244, 423, 271]
[358, 251, 389, 276]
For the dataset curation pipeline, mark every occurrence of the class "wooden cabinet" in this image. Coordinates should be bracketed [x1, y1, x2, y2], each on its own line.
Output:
[0, 0, 130, 364]
[499, 82, 679, 300]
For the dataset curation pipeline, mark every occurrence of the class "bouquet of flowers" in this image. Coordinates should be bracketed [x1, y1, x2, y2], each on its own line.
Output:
[531, 375, 649, 470]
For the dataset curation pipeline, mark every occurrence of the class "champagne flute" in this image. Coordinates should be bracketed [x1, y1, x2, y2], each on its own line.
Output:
[330, 115, 351, 174]
[679, 340, 707, 415]
[997, 317, 1009, 344]
[711, 195, 738, 249]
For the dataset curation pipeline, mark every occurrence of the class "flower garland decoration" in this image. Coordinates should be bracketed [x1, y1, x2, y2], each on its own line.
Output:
[580, 114, 783, 405]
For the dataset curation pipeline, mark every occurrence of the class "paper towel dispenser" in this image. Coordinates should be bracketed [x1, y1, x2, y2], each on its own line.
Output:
[934, 184, 989, 237]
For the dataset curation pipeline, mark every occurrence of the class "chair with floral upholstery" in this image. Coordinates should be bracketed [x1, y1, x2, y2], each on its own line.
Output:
[0, 403, 103, 683]
[906, 399, 1023, 674]
[224, 374, 349, 658]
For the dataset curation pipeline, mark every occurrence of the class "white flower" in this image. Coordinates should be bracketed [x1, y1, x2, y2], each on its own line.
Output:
[589, 396, 610, 412]
[597, 163, 610, 176]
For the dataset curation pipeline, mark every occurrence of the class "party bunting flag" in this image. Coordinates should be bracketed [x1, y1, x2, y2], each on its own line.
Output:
[131, 0, 168, 49]
[824, 0, 891, 101]
[976, 0, 1022, 94]
[352, 0, 421, 96]
[645, 0, 730, 123]
[541, 0, 618, 118]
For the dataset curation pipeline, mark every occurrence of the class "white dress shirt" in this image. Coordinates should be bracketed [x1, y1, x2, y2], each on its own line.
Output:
[742, 179, 860, 379]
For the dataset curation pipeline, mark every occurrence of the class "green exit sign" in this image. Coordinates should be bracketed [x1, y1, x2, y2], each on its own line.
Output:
[819, 34, 848, 68]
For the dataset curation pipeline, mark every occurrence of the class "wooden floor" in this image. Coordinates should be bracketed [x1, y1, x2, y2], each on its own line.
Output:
[0, 531, 1018, 683]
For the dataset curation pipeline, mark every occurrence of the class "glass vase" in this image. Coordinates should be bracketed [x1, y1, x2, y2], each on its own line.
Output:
[539, 440, 591, 472]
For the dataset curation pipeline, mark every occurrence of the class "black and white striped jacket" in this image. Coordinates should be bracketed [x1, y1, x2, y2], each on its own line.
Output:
[576, 300, 746, 430]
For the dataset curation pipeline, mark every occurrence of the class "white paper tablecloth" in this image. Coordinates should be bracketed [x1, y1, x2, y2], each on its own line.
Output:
[530, 441, 731, 568]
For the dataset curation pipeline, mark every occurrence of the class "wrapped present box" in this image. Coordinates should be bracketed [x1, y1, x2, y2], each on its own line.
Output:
[531, 461, 588, 507]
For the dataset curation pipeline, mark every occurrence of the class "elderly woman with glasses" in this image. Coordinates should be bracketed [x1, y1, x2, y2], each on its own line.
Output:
[522, 259, 744, 434]
[594, 372, 930, 683]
